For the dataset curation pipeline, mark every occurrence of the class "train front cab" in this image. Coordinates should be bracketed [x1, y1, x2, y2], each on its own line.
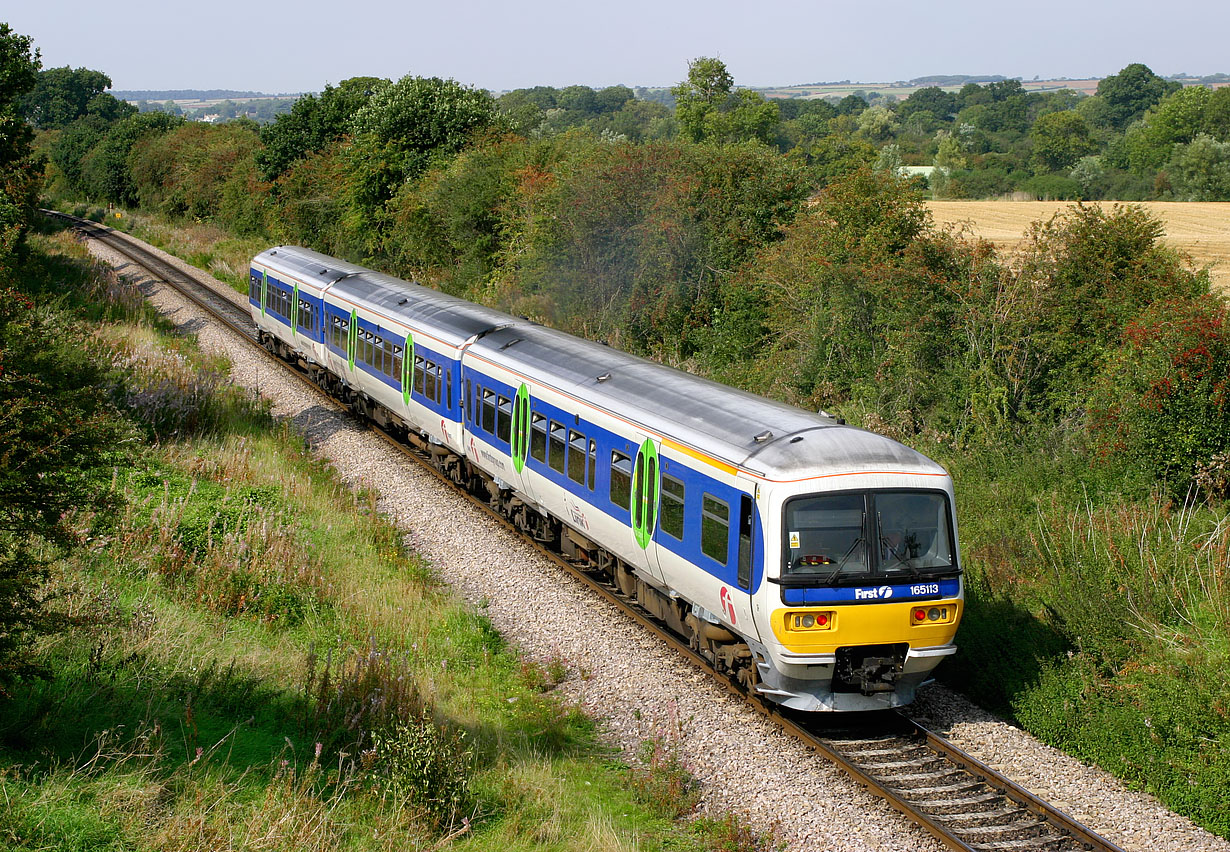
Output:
[752, 478, 963, 712]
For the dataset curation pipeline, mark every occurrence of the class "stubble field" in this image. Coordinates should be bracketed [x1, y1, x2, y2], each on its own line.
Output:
[926, 200, 1230, 293]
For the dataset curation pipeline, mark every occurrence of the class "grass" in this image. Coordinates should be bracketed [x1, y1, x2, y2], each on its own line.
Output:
[0, 223, 773, 850]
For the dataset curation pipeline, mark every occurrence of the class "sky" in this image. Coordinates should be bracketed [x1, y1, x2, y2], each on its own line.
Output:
[7, 0, 1229, 94]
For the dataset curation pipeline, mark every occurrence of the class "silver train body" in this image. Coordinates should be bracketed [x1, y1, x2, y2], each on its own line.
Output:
[250, 246, 964, 711]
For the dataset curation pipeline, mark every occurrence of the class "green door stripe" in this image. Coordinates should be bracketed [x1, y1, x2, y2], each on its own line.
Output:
[633, 438, 660, 550]
[347, 308, 357, 371]
[512, 383, 530, 474]
[402, 334, 415, 405]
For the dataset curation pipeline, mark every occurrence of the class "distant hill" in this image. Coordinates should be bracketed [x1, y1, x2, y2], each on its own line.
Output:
[908, 75, 1009, 86]
[113, 89, 296, 100]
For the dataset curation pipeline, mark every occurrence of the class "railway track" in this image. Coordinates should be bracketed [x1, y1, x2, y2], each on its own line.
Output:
[50, 210, 1129, 852]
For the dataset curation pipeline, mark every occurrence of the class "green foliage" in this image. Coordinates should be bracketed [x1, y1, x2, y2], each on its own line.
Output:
[1088, 295, 1230, 491]
[128, 121, 266, 228]
[256, 76, 385, 181]
[78, 111, 183, 205]
[1126, 85, 1212, 174]
[1030, 109, 1098, 172]
[368, 716, 474, 831]
[671, 57, 778, 146]
[0, 266, 134, 691]
[19, 66, 134, 129]
[1092, 63, 1181, 130]
[1165, 133, 1230, 200]
[345, 75, 503, 231]
[0, 22, 40, 282]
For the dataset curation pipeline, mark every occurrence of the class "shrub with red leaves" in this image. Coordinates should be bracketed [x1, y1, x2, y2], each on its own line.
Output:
[1088, 294, 1230, 495]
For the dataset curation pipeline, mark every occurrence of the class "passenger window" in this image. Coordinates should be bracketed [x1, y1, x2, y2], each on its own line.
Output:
[414, 357, 426, 395]
[701, 494, 729, 564]
[660, 475, 685, 541]
[445, 370, 452, 410]
[610, 451, 632, 510]
[425, 360, 438, 402]
[738, 495, 753, 589]
[392, 345, 403, 382]
[481, 388, 496, 434]
[568, 430, 587, 485]
[530, 413, 546, 462]
[549, 421, 566, 473]
[497, 395, 512, 443]
[588, 440, 596, 491]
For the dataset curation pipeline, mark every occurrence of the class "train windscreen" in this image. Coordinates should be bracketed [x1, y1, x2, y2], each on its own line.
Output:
[783, 491, 955, 581]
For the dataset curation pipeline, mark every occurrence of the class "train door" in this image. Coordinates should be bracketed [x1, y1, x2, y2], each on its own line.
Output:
[502, 381, 538, 503]
[729, 481, 761, 639]
[628, 436, 665, 583]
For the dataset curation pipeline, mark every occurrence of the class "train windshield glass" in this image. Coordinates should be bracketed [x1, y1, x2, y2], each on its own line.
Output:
[783, 491, 955, 581]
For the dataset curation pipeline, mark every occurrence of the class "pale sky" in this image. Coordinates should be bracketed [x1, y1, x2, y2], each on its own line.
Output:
[8, 0, 1228, 94]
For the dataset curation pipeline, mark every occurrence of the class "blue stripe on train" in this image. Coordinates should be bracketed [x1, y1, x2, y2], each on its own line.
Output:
[782, 576, 960, 606]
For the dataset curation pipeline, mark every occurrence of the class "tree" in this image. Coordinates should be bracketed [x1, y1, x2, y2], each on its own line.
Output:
[671, 58, 778, 146]
[19, 66, 133, 129]
[79, 111, 182, 204]
[1125, 86, 1211, 173]
[672, 57, 734, 142]
[898, 86, 958, 121]
[1030, 110, 1098, 172]
[257, 76, 386, 180]
[344, 76, 503, 240]
[1203, 86, 1230, 141]
[0, 23, 40, 284]
[0, 291, 135, 692]
[1166, 134, 1230, 200]
[1094, 63, 1180, 130]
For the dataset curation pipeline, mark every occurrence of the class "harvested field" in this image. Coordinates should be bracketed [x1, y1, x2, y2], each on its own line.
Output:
[926, 200, 1230, 293]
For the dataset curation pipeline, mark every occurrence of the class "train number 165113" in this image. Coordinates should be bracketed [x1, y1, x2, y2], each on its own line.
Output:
[910, 583, 941, 596]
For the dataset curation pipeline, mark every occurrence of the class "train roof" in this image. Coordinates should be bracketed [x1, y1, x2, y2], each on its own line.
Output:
[255, 246, 512, 347]
[254, 246, 947, 483]
[469, 324, 945, 482]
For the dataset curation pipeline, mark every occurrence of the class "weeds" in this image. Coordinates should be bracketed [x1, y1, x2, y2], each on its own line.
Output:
[629, 703, 699, 819]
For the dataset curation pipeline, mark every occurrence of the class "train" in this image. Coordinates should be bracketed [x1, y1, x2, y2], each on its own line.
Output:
[250, 245, 964, 712]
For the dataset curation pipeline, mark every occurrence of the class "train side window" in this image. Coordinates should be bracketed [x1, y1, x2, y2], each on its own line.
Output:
[250, 273, 261, 302]
[588, 440, 596, 491]
[464, 379, 472, 421]
[530, 413, 546, 462]
[414, 357, 426, 395]
[425, 360, 439, 402]
[392, 345, 403, 382]
[481, 388, 496, 434]
[496, 395, 512, 443]
[660, 475, 685, 541]
[701, 494, 730, 564]
[548, 421, 566, 473]
[433, 363, 443, 403]
[737, 495, 753, 589]
[567, 430, 586, 485]
[445, 370, 453, 410]
[610, 451, 632, 510]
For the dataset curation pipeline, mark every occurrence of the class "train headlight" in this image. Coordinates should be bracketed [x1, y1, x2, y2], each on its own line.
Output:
[788, 611, 834, 631]
[911, 605, 954, 625]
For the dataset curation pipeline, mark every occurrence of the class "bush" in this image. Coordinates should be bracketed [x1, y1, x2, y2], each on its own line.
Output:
[367, 716, 473, 832]
[1088, 295, 1230, 491]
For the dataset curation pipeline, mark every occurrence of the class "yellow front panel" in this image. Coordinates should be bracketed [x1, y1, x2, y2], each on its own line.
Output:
[771, 600, 962, 653]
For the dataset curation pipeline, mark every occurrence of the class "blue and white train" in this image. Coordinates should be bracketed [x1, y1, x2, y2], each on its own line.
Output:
[250, 246, 964, 711]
